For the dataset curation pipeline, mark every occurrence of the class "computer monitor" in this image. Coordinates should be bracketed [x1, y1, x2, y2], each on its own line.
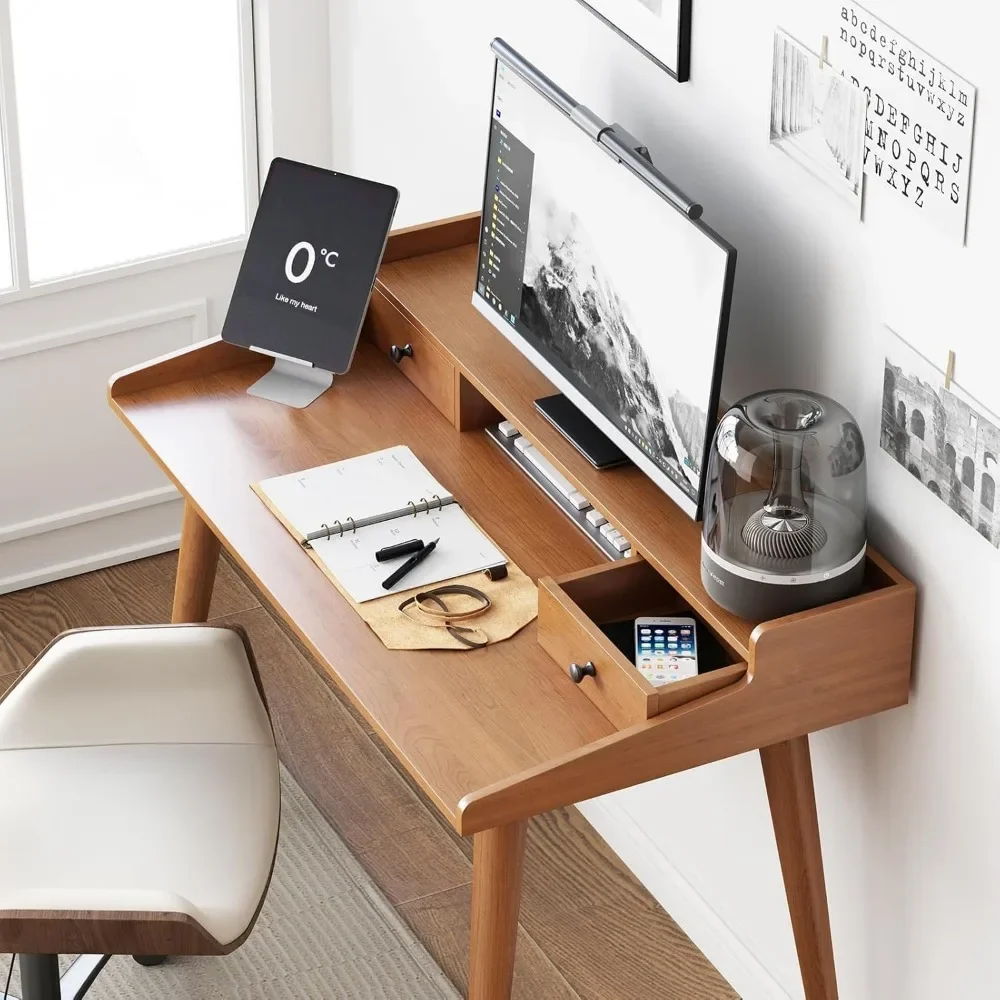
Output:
[473, 40, 736, 520]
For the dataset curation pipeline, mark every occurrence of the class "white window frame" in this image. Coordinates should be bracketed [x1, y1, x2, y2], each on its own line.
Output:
[0, 0, 258, 303]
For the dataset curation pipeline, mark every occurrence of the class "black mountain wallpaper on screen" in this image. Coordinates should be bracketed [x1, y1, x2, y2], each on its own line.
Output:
[520, 198, 707, 493]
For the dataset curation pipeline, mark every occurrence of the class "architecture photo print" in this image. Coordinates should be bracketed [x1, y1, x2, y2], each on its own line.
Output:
[882, 331, 999, 548]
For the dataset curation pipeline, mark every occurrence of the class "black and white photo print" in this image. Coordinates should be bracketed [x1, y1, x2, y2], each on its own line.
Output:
[882, 330, 1000, 548]
[522, 195, 708, 494]
[770, 29, 867, 215]
[576, 0, 691, 81]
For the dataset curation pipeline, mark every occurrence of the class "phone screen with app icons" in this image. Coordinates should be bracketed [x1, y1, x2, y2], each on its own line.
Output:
[634, 617, 698, 687]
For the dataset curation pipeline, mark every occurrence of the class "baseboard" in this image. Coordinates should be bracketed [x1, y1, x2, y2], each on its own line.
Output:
[0, 498, 183, 594]
[0, 534, 181, 594]
[0, 485, 180, 545]
[577, 797, 791, 1000]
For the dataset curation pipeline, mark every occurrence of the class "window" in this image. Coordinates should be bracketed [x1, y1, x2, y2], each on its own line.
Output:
[982, 474, 995, 512]
[962, 456, 975, 490]
[910, 409, 925, 440]
[945, 443, 956, 473]
[896, 400, 906, 428]
[0, 0, 253, 289]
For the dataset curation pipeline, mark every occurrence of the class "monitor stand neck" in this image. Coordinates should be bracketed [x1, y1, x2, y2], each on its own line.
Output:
[246, 350, 334, 408]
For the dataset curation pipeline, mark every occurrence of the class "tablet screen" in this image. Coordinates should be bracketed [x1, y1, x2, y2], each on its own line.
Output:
[222, 159, 399, 374]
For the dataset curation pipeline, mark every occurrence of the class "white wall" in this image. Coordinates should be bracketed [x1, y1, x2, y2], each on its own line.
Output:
[0, 258, 237, 593]
[255, 0, 332, 170]
[327, 2, 999, 997]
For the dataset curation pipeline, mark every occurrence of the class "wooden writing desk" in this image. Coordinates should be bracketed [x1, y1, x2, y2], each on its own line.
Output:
[110, 214, 915, 1000]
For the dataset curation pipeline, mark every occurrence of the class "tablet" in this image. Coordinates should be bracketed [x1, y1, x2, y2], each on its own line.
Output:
[222, 159, 399, 375]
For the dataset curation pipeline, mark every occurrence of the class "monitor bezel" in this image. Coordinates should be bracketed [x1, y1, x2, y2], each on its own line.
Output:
[472, 46, 736, 522]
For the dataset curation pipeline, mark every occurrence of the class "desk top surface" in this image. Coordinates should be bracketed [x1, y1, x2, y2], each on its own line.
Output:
[112, 338, 617, 829]
[110, 216, 915, 834]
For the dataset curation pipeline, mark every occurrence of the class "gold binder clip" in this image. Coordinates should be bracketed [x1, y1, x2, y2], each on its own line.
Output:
[945, 350, 956, 390]
[819, 35, 829, 68]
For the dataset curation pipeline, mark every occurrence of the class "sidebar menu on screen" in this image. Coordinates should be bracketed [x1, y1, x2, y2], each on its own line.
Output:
[478, 118, 534, 327]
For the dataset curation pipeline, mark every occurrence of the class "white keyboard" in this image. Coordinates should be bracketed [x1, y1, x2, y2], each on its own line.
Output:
[492, 421, 631, 559]
[513, 436, 591, 511]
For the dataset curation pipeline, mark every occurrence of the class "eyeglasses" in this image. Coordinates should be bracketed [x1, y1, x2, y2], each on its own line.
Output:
[397, 585, 492, 648]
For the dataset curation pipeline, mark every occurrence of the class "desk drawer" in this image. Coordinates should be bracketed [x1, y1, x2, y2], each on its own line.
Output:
[367, 287, 455, 422]
[538, 558, 747, 729]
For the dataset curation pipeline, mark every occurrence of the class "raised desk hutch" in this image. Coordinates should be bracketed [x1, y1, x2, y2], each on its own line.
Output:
[110, 213, 916, 1000]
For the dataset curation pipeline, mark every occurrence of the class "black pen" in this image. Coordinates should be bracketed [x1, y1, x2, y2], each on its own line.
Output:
[375, 538, 425, 562]
[381, 538, 439, 590]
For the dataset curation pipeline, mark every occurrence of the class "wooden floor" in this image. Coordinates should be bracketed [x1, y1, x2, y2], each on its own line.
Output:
[0, 553, 739, 1000]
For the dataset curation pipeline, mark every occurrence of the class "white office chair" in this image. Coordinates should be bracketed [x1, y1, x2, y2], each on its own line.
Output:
[0, 625, 280, 1000]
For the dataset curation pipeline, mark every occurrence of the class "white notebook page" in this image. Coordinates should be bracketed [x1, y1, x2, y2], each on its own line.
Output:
[257, 445, 452, 538]
[310, 503, 506, 603]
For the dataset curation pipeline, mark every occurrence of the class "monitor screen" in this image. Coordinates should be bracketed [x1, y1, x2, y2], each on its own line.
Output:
[472, 53, 735, 520]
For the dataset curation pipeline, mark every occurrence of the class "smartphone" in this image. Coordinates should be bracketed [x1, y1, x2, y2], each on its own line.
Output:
[634, 617, 699, 687]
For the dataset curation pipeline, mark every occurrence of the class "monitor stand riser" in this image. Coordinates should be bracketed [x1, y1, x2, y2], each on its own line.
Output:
[246, 350, 334, 408]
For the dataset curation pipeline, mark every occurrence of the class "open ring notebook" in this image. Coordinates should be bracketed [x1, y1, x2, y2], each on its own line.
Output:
[252, 446, 507, 603]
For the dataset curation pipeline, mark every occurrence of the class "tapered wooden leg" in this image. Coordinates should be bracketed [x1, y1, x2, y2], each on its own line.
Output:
[171, 502, 221, 623]
[469, 820, 527, 1000]
[760, 736, 838, 1000]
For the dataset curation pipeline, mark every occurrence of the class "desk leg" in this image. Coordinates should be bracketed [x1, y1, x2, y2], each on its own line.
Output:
[469, 820, 527, 1000]
[171, 502, 221, 623]
[760, 736, 838, 1000]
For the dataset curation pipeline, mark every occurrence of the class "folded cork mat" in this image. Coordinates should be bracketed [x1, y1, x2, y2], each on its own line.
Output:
[336, 559, 538, 651]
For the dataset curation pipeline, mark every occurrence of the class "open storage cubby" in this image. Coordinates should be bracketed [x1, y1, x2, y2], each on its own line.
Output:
[538, 558, 748, 728]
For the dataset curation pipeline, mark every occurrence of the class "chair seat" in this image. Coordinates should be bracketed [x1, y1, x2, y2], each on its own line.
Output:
[0, 626, 279, 954]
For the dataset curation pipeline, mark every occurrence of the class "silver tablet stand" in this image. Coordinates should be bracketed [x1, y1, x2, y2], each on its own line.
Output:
[246, 347, 334, 408]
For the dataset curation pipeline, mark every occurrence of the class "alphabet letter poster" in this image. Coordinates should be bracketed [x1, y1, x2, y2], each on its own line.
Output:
[832, 5, 976, 246]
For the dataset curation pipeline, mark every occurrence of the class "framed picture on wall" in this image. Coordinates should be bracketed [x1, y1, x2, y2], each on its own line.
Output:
[576, 0, 692, 81]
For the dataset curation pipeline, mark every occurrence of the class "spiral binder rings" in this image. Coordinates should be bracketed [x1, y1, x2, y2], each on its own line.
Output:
[304, 492, 455, 545]
[252, 445, 507, 603]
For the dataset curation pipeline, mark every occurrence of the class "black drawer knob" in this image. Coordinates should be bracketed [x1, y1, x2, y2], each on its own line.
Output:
[390, 343, 414, 364]
[569, 661, 596, 684]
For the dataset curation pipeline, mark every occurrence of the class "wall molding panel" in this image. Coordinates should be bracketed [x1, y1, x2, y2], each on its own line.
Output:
[0, 485, 181, 546]
[0, 492, 184, 596]
[0, 299, 208, 361]
[0, 295, 222, 595]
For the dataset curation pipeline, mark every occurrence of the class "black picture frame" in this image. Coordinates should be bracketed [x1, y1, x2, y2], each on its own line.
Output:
[575, 0, 692, 82]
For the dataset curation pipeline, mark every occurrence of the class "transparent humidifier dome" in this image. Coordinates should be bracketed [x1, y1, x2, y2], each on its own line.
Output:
[700, 391, 867, 620]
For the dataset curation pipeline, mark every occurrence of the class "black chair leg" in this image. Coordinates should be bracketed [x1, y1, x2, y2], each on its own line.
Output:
[17, 955, 60, 1000]
[12, 954, 110, 1000]
[132, 955, 166, 967]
